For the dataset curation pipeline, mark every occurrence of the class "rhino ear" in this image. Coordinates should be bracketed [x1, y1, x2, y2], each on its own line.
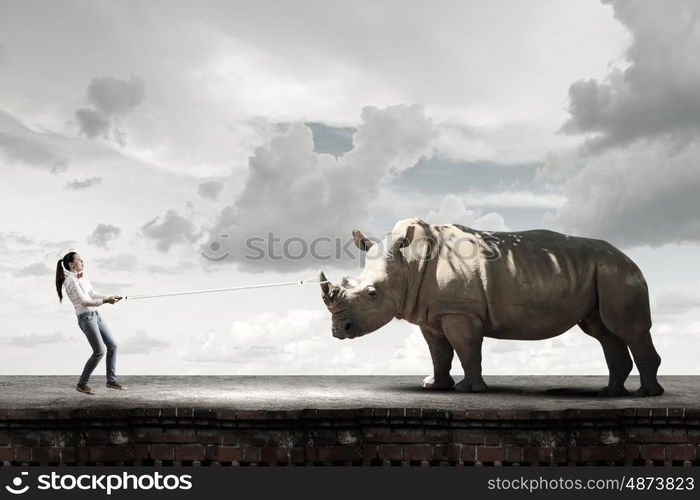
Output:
[352, 229, 375, 252]
[392, 224, 415, 252]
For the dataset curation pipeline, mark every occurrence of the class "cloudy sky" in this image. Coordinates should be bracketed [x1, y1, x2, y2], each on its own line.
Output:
[1, 0, 699, 378]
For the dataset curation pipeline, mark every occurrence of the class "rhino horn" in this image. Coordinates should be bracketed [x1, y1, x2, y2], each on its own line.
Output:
[319, 270, 330, 296]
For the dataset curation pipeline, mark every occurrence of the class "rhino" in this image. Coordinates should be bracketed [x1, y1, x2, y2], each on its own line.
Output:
[319, 217, 664, 397]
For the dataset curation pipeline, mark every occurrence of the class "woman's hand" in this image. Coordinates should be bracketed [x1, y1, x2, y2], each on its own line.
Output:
[105, 296, 122, 304]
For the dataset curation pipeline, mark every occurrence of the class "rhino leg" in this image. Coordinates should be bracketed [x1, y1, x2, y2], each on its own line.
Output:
[626, 331, 664, 397]
[439, 315, 487, 393]
[579, 312, 632, 397]
[420, 326, 455, 389]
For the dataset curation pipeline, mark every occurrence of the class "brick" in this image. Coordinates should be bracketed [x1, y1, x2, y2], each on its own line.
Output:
[317, 446, 360, 462]
[307, 430, 340, 447]
[626, 428, 687, 443]
[499, 430, 530, 446]
[76, 447, 89, 463]
[424, 429, 449, 444]
[242, 447, 261, 462]
[260, 447, 290, 463]
[0, 431, 9, 446]
[687, 430, 700, 444]
[61, 447, 77, 463]
[640, 445, 666, 461]
[524, 447, 553, 463]
[89, 445, 133, 462]
[149, 445, 175, 460]
[14, 447, 32, 462]
[134, 444, 149, 459]
[579, 446, 614, 463]
[433, 445, 450, 462]
[460, 445, 476, 462]
[289, 448, 305, 463]
[476, 446, 505, 463]
[175, 445, 206, 461]
[362, 444, 377, 460]
[505, 447, 524, 463]
[530, 430, 565, 447]
[195, 428, 222, 445]
[402, 444, 434, 461]
[237, 431, 270, 447]
[665, 445, 696, 462]
[32, 447, 62, 464]
[12, 431, 41, 447]
[213, 446, 243, 462]
[624, 444, 641, 459]
[447, 444, 461, 462]
[363, 427, 425, 443]
[163, 429, 198, 443]
[570, 430, 603, 446]
[377, 444, 403, 460]
[452, 429, 484, 444]
[0, 447, 15, 461]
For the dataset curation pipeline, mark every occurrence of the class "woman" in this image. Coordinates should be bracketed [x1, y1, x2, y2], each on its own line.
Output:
[55, 251, 127, 395]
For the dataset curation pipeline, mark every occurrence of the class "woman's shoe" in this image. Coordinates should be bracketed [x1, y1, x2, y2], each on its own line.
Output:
[106, 381, 127, 390]
[76, 383, 95, 395]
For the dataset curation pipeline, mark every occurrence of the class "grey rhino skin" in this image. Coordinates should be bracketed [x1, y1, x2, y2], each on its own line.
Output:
[320, 217, 664, 397]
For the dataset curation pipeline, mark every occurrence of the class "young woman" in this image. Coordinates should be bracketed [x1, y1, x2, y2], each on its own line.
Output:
[55, 251, 127, 395]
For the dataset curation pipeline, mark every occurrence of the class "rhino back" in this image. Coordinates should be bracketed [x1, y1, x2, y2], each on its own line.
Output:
[432, 226, 648, 340]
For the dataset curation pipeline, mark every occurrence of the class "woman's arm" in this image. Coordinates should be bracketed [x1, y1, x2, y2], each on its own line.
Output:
[64, 278, 104, 307]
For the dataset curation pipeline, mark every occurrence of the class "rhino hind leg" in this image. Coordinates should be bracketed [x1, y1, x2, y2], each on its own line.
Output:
[626, 331, 664, 397]
[579, 313, 633, 397]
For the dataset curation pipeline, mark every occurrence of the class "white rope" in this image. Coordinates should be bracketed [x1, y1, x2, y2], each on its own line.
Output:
[123, 278, 328, 301]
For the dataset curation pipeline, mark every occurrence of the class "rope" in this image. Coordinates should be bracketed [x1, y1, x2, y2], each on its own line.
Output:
[123, 277, 328, 301]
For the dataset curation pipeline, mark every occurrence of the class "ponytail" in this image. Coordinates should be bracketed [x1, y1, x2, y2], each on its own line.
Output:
[55, 251, 77, 302]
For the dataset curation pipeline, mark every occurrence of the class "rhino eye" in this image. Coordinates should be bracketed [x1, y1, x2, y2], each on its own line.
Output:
[366, 286, 377, 298]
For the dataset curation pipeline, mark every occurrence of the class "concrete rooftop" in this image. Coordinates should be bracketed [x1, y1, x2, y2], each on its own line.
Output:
[0, 376, 697, 411]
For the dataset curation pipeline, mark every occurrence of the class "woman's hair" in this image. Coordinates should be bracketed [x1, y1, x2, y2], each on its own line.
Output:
[55, 252, 77, 302]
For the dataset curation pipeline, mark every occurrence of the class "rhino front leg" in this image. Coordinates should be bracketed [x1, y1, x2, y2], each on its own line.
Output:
[439, 314, 487, 393]
[420, 326, 455, 389]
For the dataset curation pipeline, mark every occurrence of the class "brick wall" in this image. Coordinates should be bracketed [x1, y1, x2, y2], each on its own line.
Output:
[1, 407, 698, 466]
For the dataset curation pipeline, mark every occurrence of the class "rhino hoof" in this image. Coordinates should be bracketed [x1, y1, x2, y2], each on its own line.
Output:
[422, 375, 455, 390]
[597, 385, 630, 397]
[454, 379, 487, 393]
[633, 384, 665, 397]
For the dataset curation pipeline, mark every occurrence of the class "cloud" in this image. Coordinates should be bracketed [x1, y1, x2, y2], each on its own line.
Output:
[119, 330, 170, 354]
[65, 176, 102, 190]
[197, 180, 224, 200]
[425, 194, 510, 231]
[74, 108, 111, 139]
[87, 223, 121, 249]
[551, 1, 700, 247]
[552, 142, 700, 246]
[141, 209, 199, 252]
[0, 110, 69, 171]
[205, 104, 434, 271]
[655, 289, 700, 314]
[94, 253, 138, 271]
[14, 262, 51, 277]
[562, 0, 700, 154]
[0, 332, 69, 348]
[179, 309, 355, 374]
[86, 75, 146, 116]
[305, 122, 355, 157]
[75, 75, 145, 145]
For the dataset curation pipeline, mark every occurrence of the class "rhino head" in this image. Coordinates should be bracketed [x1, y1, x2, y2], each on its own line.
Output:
[320, 219, 426, 339]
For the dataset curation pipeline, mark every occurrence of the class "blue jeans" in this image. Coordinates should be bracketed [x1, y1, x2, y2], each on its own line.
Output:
[77, 311, 117, 384]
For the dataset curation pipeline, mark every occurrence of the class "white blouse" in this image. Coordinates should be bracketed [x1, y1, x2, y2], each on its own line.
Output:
[62, 269, 110, 315]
